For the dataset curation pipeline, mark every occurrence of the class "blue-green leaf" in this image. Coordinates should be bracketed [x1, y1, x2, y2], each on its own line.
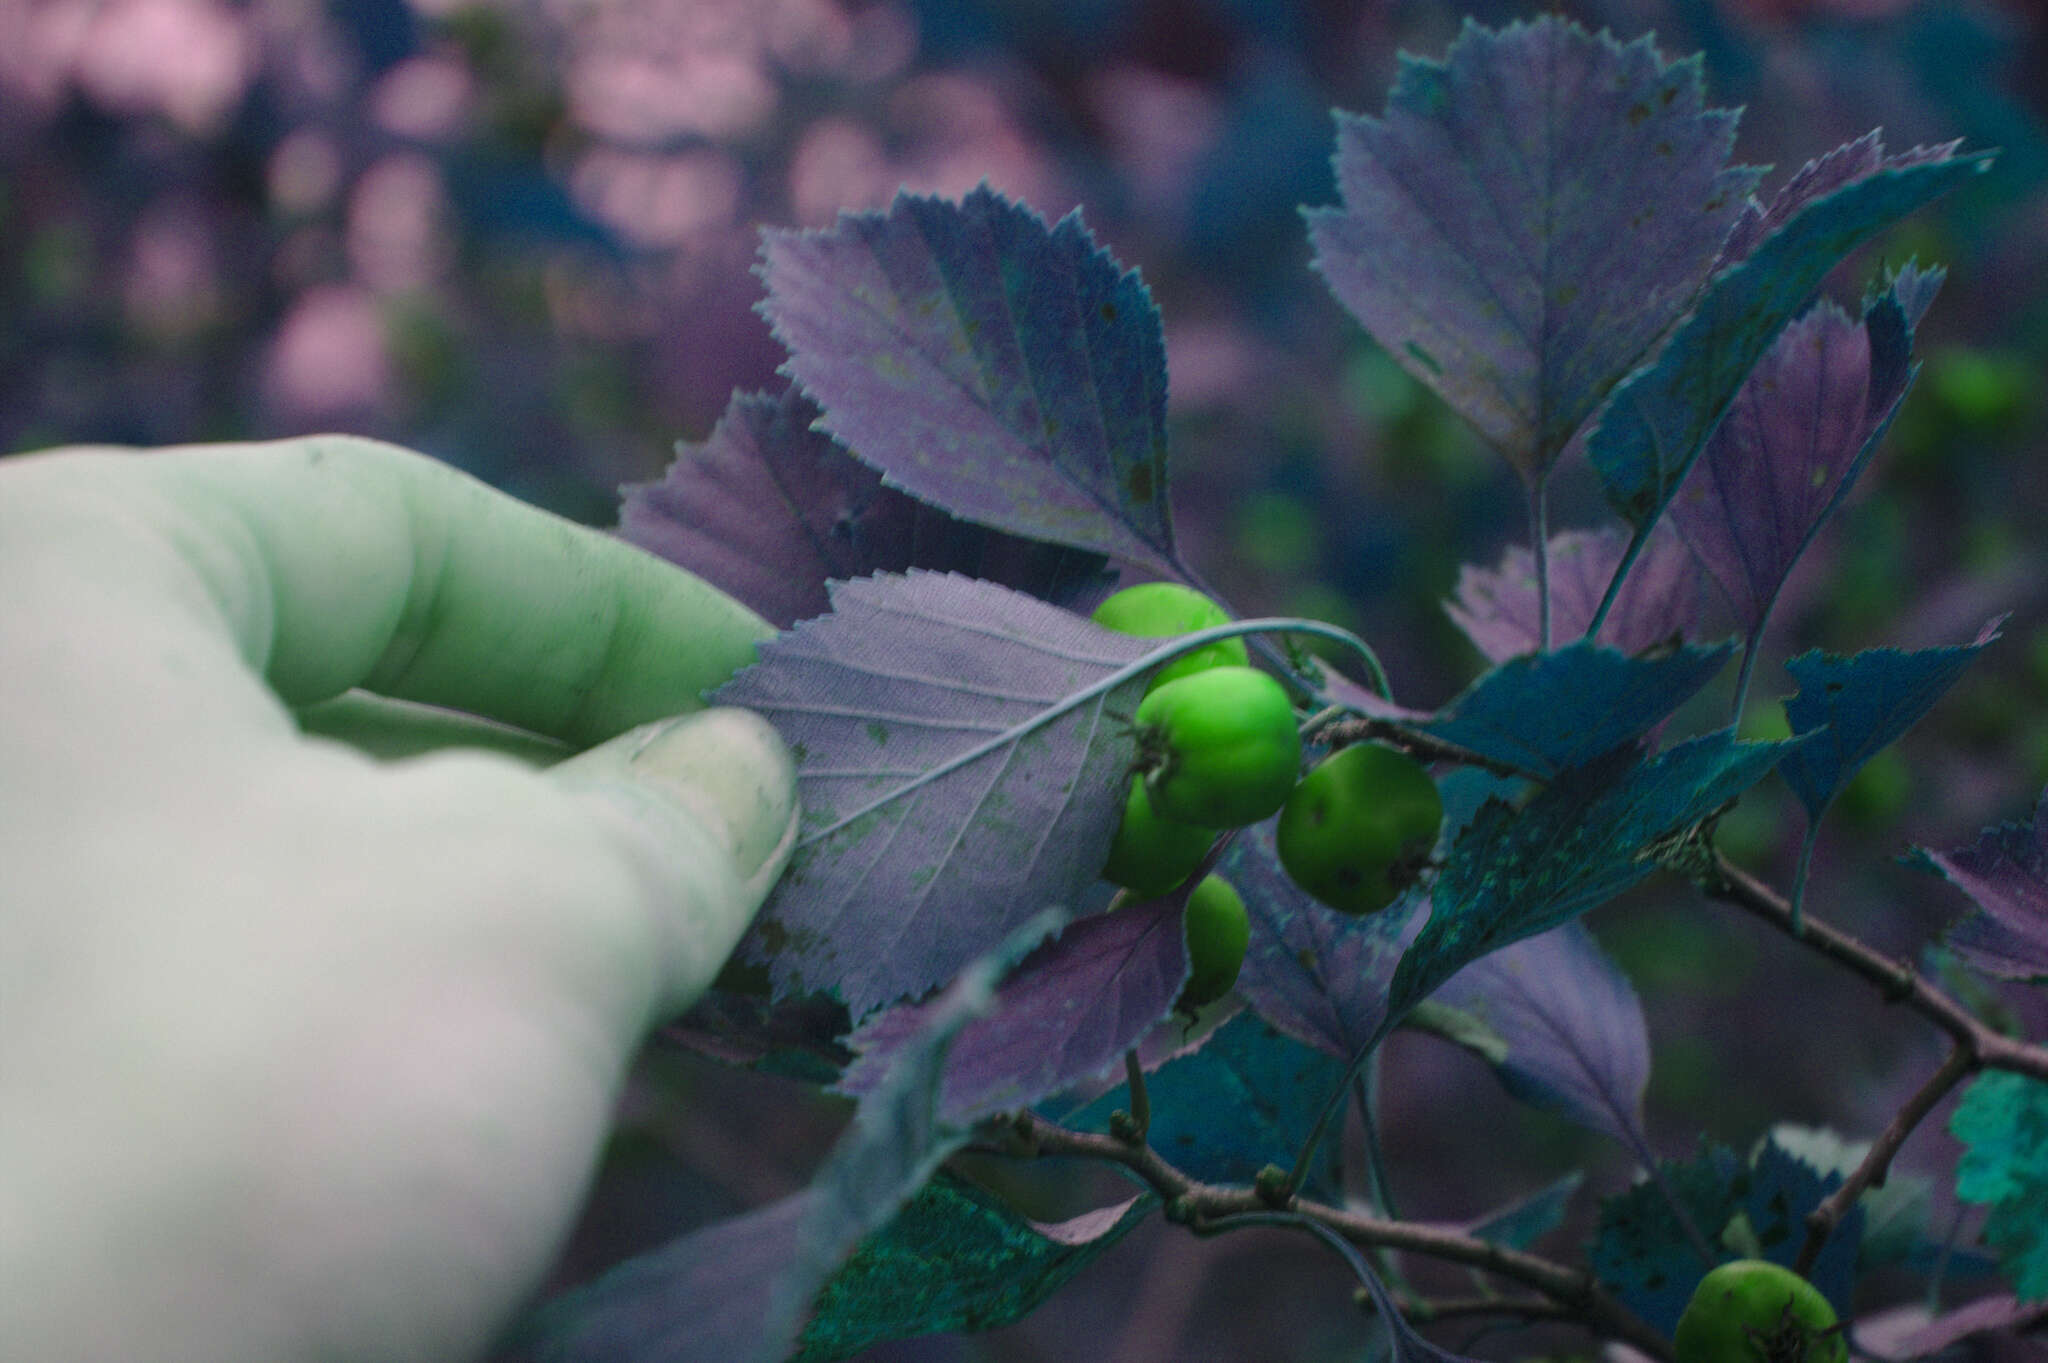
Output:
[1950, 1071, 2048, 1304]
[1590, 1141, 1742, 1337]
[1420, 640, 1733, 781]
[1779, 620, 2005, 821]
[792, 1174, 1151, 1361]
[1064, 1011, 1348, 1194]
[1388, 730, 1794, 1041]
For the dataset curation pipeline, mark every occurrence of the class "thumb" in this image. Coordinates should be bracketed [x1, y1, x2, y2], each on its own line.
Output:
[546, 707, 799, 1021]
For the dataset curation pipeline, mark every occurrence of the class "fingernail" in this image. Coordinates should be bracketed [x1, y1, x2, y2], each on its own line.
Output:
[624, 709, 799, 897]
[553, 708, 800, 901]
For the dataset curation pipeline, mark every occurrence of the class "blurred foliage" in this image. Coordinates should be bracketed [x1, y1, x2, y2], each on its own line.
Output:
[7, 0, 2048, 1357]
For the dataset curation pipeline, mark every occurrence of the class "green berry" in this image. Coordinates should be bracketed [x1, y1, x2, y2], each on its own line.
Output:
[1275, 744, 1441, 915]
[1100, 778, 1217, 899]
[1674, 1260, 1846, 1363]
[1092, 582, 1249, 691]
[1177, 874, 1250, 1010]
[1134, 666, 1301, 828]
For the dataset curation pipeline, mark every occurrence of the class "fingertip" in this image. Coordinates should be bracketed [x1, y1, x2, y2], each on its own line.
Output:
[549, 708, 799, 1014]
[615, 708, 801, 907]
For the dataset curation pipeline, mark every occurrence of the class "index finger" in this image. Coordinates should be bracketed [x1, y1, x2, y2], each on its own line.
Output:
[6, 436, 774, 748]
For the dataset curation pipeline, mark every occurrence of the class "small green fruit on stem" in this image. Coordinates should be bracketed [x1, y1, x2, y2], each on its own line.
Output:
[1135, 666, 1301, 828]
[1275, 743, 1441, 915]
[1673, 1260, 1846, 1363]
[1176, 874, 1250, 1010]
[1091, 581, 1250, 691]
[1100, 779, 1217, 899]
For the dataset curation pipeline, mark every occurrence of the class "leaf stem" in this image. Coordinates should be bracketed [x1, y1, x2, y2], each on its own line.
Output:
[1643, 1155, 1720, 1270]
[1788, 826, 1819, 935]
[1731, 619, 1766, 720]
[1288, 1047, 1364, 1198]
[1529, 475, 1553, 654]
[1354, 1069, 1400, 1222]
[1585, 521, 1651, 644]
[1172, 557, 1395, 700]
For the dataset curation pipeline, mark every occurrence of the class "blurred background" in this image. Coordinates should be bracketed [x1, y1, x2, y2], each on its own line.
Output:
[6, 0, 2047, 1357]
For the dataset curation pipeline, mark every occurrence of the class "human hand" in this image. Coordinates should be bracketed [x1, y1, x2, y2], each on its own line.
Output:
[0, 436, 799, 1363]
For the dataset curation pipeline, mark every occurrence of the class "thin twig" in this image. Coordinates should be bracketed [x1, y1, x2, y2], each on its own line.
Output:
[1315, 716, 1529, 777]
[1391, 1294, 1576, 1325]
[1010, 1112, 1674, 1360]
[1702, 849, 2048, 1285]
[1794, 1044, 1978, 1275]
[1702, 852, 2048, 1082]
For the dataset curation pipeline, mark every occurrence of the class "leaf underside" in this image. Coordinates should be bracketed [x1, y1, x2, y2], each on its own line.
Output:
[716, 571, 1154, 1018]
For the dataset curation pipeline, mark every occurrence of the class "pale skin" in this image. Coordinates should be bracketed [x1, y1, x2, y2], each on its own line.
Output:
[0, 436, 801, 1362]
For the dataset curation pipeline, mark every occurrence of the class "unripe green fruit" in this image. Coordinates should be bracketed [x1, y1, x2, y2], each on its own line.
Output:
[1674, 1260, 1845, 1363]
[1092, 582, 1249, 691]
[1275, 743, 1441, 915]
[1134, 667, 1301, 828]
[1177, 874, 1250, 1009]
[1100, 778, 1217, 899]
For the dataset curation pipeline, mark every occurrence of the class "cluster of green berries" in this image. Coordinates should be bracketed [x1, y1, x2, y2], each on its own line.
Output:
[1088, 583, 1446, 1010]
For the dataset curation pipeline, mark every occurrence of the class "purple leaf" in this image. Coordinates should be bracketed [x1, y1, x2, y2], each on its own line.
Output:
[1587, 133, 1988, 529]
[1714, 131, 1962, 270]
[513, 918, 1036, 1363]
[1889, 1295, 2048, 1358]
[715, 572, 1155, 1017]
[1667, 268, 1933, 639]
[1444, 523, 1706, 663]
[835, 896, 1189, 1123]
[659, 990, 852, 1085]
[619, 387, 1112, 631]
[761, 918, 1049, 1356]
[1921, 790, 2048, 981]
[1305, 16, 1758, 475]
[759, 186, 1176, 570]
[510, 1193, 813, 1363]
[1309, 657, 1432, 722]
[1223, 819, 1425, 1058]
[1432, 922, 1653, 1154]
